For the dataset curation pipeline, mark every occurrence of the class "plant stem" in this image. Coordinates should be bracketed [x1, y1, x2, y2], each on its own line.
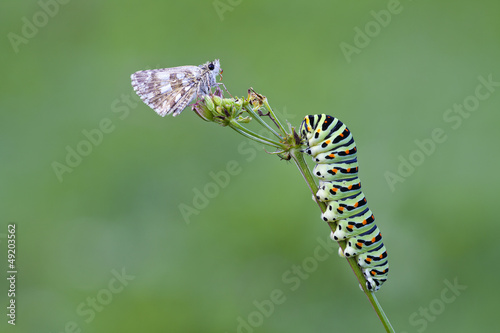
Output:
[243, 104, 283, 139]
[229, 120, 284, 149]
[289, 148, 395, 333]
[261, 98, 287, 136]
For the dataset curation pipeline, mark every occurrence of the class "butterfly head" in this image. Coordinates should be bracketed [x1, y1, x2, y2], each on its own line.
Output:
[205, 59, 222, 82]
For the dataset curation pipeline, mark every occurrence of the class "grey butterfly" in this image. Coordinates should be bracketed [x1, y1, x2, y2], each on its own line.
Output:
[130, 59, 222, 117]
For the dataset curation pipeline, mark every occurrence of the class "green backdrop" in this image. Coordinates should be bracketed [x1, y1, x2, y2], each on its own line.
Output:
[1, 0, 499, 332]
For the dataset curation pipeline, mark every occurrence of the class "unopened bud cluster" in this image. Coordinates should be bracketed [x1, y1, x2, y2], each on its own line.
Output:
[192, 89, 250, 125]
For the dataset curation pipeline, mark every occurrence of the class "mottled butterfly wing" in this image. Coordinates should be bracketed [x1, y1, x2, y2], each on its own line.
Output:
[131, 66, 201, 117]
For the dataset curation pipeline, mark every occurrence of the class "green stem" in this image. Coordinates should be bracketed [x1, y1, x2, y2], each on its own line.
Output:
[289, 148, 395, 333]
[261, 98, 288, 136]
[244, 104, 283, 139]
[229, 120, 284, 149]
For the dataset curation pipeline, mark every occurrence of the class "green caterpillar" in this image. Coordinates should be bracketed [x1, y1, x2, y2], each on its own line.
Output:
[299, 114, 388, 292]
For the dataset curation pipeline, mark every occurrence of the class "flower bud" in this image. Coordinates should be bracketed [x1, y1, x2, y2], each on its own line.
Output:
[204, 95, 215, 112]
[222, 98, 234, 110]
[192, 101, 213, 122]
[212, 95, 223, 106]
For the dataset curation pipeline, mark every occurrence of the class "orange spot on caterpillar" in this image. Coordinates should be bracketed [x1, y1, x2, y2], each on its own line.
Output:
[325, 140, 331, 144]
[347, 225, 353, 230]
[357, 242, 363, 247]
[362, 220, 367, 225]
[366, 258, 372, 263]
[345, 149, 349, 154]
[329, 154, 335, 158]
[371, 237, 376, 243]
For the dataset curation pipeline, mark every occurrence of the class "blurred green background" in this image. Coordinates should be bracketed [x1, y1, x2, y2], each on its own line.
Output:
[1, 0, 499, 332]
